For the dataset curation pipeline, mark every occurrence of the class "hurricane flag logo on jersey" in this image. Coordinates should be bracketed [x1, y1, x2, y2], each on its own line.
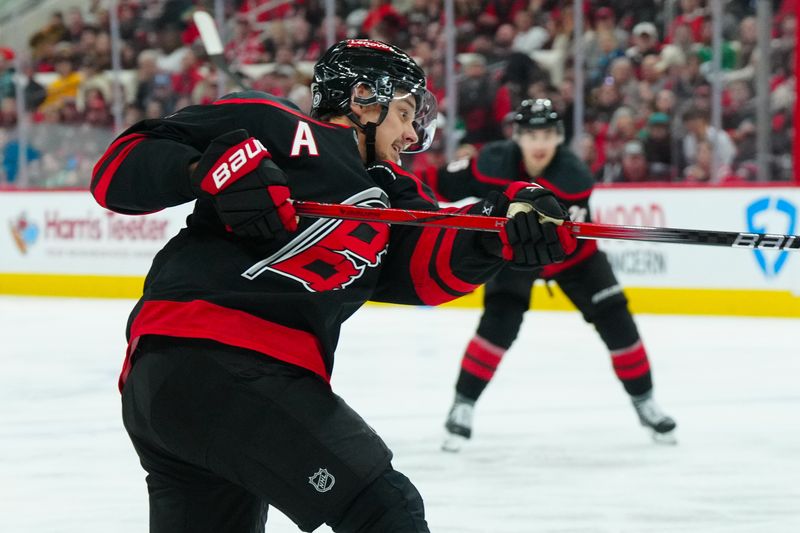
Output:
[308, 468, 335, 493]
[746, 196, 796, 277]
[242, 188, 390, 291]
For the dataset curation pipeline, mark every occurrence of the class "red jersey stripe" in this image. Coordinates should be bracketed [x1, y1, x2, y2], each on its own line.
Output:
[536, 177, 593, 201]
[435, 214, 484, 295]
[422, 165, 448, 202]
[119, 299, 328, 391]
[410, 226, 456, 305]
[470, 157, 511, 186]
[92, 132, 147, 181]
[92, 137, 147, 209]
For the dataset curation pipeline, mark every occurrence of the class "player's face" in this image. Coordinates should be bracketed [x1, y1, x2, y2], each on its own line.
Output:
[351, 88, 419, 162]
[516, 127, 561, 175]
[374, 93, 419, 162]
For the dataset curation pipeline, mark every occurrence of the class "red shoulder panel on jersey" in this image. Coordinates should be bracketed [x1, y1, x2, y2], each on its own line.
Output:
[119, 299, 329, 391]
[421, 165, 448, 202]
[382, 160, 436, 205]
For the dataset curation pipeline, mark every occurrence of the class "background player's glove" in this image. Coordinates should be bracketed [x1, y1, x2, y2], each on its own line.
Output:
[481, 182, 576, 267]
[191, 129, 297, 240]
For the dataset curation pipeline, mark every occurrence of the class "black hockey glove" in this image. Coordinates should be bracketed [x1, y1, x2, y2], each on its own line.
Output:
[481, 182, 576, 268]
[191, 129, 297, 240]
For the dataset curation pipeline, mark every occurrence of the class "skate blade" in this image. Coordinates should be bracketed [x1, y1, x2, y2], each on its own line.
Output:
[650, 429, 678, 445]
[441, 433, 468, 453]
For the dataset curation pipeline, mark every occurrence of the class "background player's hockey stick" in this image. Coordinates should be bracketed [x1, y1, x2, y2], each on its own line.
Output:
[193, 10, 251, 90]
[294, 201, 800, 252]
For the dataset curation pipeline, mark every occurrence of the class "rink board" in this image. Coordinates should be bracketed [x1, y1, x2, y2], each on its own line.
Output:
[1, 188, 799, 316]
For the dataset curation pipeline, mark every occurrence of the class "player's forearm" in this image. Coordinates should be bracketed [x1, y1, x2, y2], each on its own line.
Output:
[91, 137, 201, 214]
[371, 204, 505, 306]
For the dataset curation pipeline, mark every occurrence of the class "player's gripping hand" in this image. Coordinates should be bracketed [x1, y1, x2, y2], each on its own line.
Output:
[190, 129, 297, 240]
[482, 182, 577, 267]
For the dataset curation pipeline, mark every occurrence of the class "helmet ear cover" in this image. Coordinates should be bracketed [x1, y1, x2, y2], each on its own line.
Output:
[351, 77, 395, 108]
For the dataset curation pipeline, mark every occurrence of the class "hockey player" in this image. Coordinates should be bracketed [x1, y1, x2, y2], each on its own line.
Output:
[90, 41, 575, 533]
[419, 99, 677, 452]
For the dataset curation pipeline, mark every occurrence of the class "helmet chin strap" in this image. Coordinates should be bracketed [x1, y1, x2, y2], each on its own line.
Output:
[347, 105, 389, 165]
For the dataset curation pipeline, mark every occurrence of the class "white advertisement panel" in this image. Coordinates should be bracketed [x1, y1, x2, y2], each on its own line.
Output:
[1, 191, 193, 276]
[2, 188, 799, 297]
[591, 187, 800, 295]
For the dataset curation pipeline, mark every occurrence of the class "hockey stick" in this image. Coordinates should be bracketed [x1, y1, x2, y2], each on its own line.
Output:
[193, 10, 251, 90]
[293, 201, 800, 252]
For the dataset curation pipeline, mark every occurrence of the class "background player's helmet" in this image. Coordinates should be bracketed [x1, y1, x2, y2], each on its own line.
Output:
[311, 39, 438, 153]
[513, 98, 564, 136]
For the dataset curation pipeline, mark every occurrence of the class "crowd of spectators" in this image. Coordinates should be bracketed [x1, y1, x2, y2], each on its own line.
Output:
[0, 0, 796, 187]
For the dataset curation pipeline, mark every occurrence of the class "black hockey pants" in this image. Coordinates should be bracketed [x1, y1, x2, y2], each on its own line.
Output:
[121, 336, 429, 533]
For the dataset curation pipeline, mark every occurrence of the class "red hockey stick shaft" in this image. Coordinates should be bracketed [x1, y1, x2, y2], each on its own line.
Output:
[294, 200, 506, 231]
[293, 200, 800, 252]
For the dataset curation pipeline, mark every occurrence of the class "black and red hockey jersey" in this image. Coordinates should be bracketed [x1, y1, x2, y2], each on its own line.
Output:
[420, 140, 598, 277]
[91, 92, 507, 389]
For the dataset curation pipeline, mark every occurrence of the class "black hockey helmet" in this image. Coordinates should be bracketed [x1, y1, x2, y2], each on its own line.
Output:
[513, 98, 564, 135]
[311, 39, 438, 154]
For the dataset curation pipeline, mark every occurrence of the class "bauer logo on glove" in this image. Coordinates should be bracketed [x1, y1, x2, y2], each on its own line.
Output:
[201, 137, 270, 193]
[191, 130, 298, 241]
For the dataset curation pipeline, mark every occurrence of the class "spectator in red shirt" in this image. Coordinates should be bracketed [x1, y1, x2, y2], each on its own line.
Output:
[479, 0, 528, 30]
[363, 1, 406, 44]
[224, 17, 268, 65]
[238, 0, 293, 23]
[575, 131, 605, 181]
[170, 49, 203, 99]
[666, 0, 707, 43]
[590, 77, 622, 122]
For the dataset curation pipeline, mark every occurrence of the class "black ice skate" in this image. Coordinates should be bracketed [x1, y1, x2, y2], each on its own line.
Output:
[632, 391, 677, 444]
[442, 396, 474, 452]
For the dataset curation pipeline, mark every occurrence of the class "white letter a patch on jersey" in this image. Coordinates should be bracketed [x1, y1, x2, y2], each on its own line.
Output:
[290, 121, 319, 157]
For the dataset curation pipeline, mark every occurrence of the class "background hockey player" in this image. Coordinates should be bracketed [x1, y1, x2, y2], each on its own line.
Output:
[90, 40, 575, 533]
[419, 98, 677, 452]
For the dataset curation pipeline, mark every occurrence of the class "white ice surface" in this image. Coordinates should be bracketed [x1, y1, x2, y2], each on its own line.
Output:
[1, 296, 798, 533]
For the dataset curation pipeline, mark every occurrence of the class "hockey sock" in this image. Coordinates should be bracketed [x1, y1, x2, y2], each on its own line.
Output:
[454, 334, 507, 402]
[609, 339, 653, 396]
